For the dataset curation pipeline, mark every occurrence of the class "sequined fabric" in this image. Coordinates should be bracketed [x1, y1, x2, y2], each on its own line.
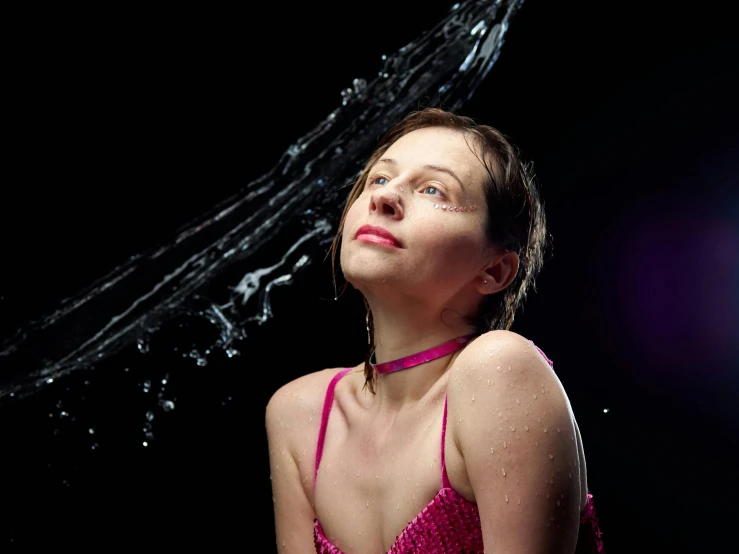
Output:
[575, 493, 605, 554]
[314, 486, 483, 553]
[314, 492, 602, 554]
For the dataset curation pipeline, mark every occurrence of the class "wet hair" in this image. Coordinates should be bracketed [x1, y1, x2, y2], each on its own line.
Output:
[329, 108, 549, 393]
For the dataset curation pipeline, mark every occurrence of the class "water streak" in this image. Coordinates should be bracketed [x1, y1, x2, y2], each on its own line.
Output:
[0, 0, 525, 404]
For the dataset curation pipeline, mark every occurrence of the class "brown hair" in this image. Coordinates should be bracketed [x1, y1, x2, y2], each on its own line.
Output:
[329, 108, 549, 393]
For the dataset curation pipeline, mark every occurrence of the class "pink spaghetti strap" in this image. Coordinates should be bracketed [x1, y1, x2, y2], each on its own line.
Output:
[441, 394, 452, 489]
[529, 339, 554, 369]
[314, 367, 352, 491]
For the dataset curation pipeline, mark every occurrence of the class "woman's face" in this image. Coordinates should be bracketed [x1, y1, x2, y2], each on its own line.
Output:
[341, 126, 496, 306]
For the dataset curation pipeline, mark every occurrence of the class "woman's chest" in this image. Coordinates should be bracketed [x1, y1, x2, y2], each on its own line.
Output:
[313, 411, 445, 553]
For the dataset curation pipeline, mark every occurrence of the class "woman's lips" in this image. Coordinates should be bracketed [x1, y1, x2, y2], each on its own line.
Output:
[355, 225, 402, 248]
[356, 233, 401, 248]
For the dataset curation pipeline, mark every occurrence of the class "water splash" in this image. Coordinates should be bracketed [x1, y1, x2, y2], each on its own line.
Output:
[0, 0, 525, 405]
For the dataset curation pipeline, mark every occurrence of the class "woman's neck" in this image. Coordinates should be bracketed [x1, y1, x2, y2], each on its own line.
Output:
[367, 303, 477, 410]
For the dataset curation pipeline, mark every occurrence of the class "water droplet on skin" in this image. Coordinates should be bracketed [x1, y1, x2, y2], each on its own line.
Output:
[556, 427, 560, 433]
[487, 379, 491, 385]
[543, 427, 548, 433]
[471, 394, 475, 402]
[503, 441, 507, 448]
[549, 453, 554, 459]
[142, 441, 148, 447]
[533, 394, 537, 399]
[516, 398, 520, 404]
[505, 494, 509, 503]
[88, 428, 95, 434]
[603, 408, 609, 413]
[145, 411, 154, 421]
[366, 501, 370, 507]
[510, 426, 515, 432]
[535, 441, 540, 447]
[518, 499, 521, 505]
[524, 426, 529, 431]
[497, 366, 502, 371]
[501, 468, 506, 476]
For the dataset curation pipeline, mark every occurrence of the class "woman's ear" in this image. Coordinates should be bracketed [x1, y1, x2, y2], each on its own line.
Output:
[476, 251, 519, 295]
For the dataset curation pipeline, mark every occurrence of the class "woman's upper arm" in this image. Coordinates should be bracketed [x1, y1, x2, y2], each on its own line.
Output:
[266, 379, 320, 554]
[449, 332, 582, 554]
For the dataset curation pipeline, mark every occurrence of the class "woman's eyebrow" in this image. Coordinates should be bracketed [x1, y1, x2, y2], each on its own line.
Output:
[377, 158, 465, 190]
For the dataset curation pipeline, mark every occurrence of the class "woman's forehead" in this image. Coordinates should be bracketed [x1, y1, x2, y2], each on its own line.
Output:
[381, 127, 488, 182]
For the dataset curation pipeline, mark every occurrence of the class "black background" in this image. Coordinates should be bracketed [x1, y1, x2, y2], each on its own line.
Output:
[2, 1, 737, 551]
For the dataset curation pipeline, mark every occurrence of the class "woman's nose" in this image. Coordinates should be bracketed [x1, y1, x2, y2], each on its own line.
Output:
[370, 186, 404, 217]
[370, 180, 406, 218]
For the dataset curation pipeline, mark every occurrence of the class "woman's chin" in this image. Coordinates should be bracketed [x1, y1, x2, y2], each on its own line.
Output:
[343, 273, 401, 292]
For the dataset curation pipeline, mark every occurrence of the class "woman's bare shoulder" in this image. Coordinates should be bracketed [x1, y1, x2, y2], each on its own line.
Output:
[447, 329, 589, 511]
[265, 366, 353, 432]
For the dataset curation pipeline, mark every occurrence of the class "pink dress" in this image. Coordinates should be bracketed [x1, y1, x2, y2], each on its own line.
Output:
[313, 343, 605, 553]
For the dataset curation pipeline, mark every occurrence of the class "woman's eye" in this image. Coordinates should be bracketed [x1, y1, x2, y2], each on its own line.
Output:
[368, 177, 443, 197]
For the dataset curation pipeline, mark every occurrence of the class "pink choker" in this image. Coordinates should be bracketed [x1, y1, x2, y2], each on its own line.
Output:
[370, 335, 476, 374]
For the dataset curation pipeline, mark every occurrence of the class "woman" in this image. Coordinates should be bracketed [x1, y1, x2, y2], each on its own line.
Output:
[266, 108, 604, 553]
